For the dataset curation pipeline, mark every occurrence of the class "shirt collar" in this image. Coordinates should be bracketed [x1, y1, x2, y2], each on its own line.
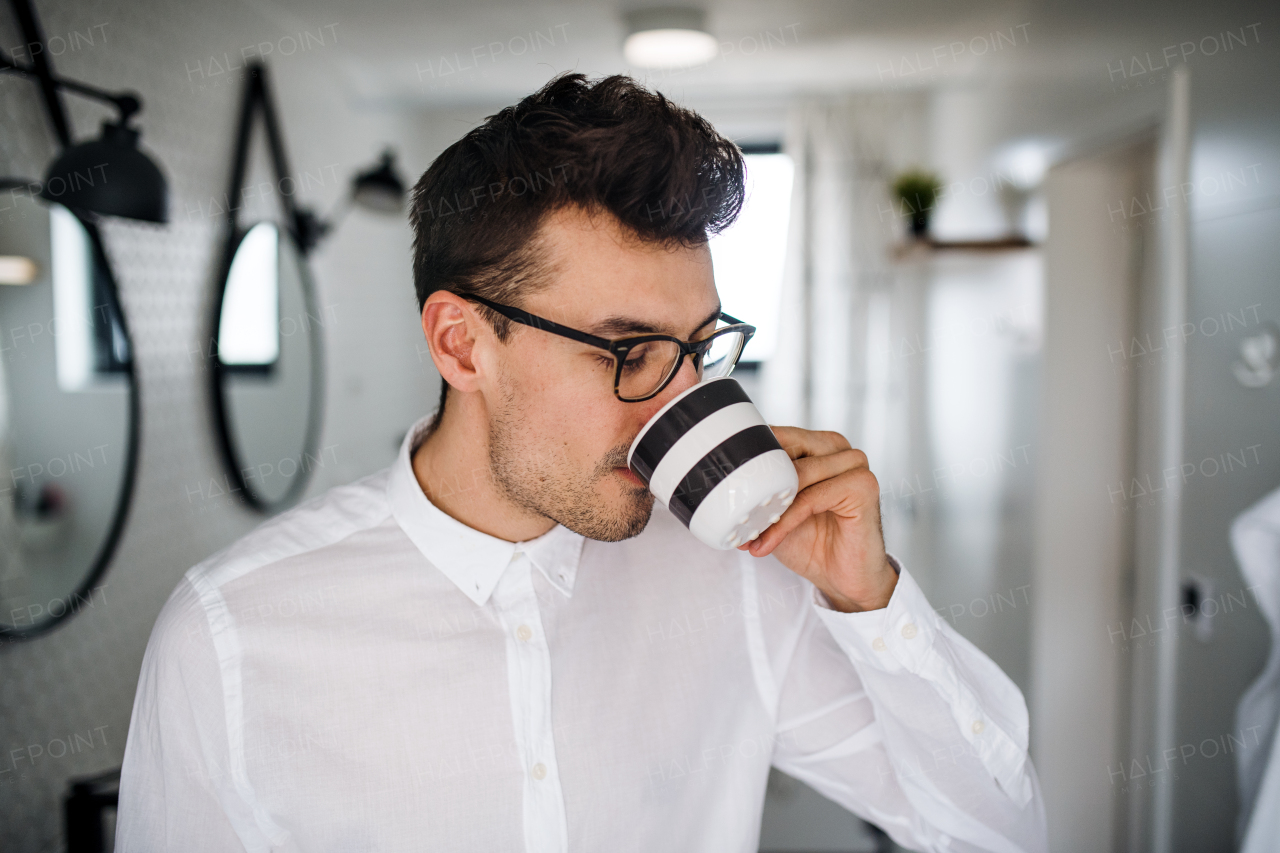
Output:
[387, 414, 586, 607]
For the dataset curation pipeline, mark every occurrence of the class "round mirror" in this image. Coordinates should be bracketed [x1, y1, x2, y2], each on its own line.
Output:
[211, 221, 323, 511]
[0, 196, 138, 639]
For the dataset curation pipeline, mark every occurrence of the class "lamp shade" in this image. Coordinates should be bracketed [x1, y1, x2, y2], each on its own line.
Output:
[624, 7, 718, 68]
[42, 121, 168, 223]
[352, 151, 406, 214]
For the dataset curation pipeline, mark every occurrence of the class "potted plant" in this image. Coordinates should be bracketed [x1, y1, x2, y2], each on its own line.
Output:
[891, 169, 943, 239]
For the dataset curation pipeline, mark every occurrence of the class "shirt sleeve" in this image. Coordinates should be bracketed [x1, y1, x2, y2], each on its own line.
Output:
[115, 577, 256, 853]
[760, 554, 1048, 853]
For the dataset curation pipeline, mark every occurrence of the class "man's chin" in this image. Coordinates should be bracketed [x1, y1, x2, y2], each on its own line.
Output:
[560, 483, 655, 543]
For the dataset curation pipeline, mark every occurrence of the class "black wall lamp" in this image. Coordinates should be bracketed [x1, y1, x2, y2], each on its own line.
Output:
[230, 61, 407, 255]
[351, 150, 407, 214]
[42, 105, 167, 224]
[295, 147, 408, 253]
[0, 0, 168, 222]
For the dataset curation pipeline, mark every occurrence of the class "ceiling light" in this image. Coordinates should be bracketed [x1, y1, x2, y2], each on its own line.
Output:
[995, 140, 1054, 189]
[624, 7, 717, 68]
[0, 256, 38, 285]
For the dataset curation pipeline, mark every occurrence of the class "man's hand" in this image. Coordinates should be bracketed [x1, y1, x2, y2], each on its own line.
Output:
[738, 426, 896, 612]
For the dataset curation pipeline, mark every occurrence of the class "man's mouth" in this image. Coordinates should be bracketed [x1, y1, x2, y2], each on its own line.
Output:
[615, 466, 646, 488]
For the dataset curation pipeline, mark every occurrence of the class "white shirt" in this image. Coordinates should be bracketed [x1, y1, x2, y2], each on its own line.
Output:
[117, 414, 1048, 852]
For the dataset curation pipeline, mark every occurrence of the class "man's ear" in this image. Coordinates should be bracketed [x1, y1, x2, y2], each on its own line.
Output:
[421, 291, 485, 394]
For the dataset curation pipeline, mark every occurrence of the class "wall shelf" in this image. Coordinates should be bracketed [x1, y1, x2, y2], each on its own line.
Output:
[892, 236, 1038, 260]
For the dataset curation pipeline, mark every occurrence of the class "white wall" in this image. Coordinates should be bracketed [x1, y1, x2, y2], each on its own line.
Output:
[1169, 37, 1280, 850]
[0, 5, 442, 849]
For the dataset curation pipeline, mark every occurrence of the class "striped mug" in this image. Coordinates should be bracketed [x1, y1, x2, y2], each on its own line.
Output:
[627, 377, 799, 550]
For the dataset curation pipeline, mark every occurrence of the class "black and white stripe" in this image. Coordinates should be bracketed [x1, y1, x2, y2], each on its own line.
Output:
[628, 377, 798, 549]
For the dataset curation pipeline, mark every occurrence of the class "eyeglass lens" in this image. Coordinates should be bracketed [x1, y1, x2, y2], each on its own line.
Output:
[616, 330, 746, 400]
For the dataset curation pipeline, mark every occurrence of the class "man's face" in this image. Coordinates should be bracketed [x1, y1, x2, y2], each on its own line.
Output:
[485, 206, 721, 542]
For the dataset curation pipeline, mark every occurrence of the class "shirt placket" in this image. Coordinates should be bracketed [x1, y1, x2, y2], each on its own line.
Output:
[490, 551, 569, 853]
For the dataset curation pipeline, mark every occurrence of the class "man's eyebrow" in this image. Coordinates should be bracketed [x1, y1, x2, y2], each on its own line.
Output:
[587, 305, 722, 339]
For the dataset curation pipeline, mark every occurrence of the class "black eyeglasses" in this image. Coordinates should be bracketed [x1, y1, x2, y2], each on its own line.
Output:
[465, 294, 756, 402]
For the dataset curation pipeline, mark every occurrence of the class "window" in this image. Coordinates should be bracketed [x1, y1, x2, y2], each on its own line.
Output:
[709, 149, 794, 363]
[51, 204, 94, 391]
[218, 222, 280, 369]
[51, 204, 127, 391]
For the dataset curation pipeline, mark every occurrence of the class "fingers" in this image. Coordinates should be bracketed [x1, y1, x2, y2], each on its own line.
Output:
[769, 426, 853, 461]
[744, 426, 876, 560]
[749, 466, 880, 557]
[793, 448, 867, 492]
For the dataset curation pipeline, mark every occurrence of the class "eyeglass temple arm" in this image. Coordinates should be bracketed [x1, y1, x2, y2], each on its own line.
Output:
[467, 295, 616, 349]
[470, 295, 754, 351]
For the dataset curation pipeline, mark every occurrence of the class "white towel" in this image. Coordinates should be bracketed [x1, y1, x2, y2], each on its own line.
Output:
[1234, 485, 1280, 852]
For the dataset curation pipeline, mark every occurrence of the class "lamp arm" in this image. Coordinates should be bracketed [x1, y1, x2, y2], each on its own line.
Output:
[321, 192, 354, 232]
[8, 0, 69, 145]
[0, 50, 142, 123]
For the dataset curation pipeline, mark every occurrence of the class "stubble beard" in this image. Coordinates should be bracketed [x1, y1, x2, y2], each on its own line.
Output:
[487, 389, 654, 542]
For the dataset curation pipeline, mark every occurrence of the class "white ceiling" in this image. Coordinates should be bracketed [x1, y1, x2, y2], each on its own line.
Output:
[244, 0, 1268, 112]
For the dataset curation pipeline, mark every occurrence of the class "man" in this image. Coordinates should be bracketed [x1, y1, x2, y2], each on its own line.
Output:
[118, 73, 1047, 852]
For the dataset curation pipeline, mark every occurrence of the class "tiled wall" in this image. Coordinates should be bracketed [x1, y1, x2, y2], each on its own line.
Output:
[0, 3, 442, 848]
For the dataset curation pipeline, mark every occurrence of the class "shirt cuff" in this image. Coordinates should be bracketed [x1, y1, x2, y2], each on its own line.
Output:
[810, 554, 936, 675]
[811, 555, 1034, 806]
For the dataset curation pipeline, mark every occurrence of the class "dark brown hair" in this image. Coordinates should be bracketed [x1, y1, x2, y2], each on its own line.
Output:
[410, 72, 746, 415]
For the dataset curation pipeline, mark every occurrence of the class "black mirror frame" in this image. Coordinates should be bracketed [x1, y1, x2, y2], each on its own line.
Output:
[0, 201, 141, 642]
[0, 0, 142, 641]
[207, 61, 325, 514]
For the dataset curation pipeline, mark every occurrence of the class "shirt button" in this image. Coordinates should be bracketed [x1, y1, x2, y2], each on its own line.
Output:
[516, 624, 533, 642]
[901, 623, 918, 639]
[972, 720, 985, 735]
[532, 762, 547, 780]
[871, 637, 887, 651]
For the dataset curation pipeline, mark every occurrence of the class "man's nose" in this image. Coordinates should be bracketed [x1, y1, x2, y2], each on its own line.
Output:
[666, 353, 702, 398]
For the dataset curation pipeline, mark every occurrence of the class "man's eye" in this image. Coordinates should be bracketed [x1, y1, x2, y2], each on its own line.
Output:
[621, 349, 652, 373]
